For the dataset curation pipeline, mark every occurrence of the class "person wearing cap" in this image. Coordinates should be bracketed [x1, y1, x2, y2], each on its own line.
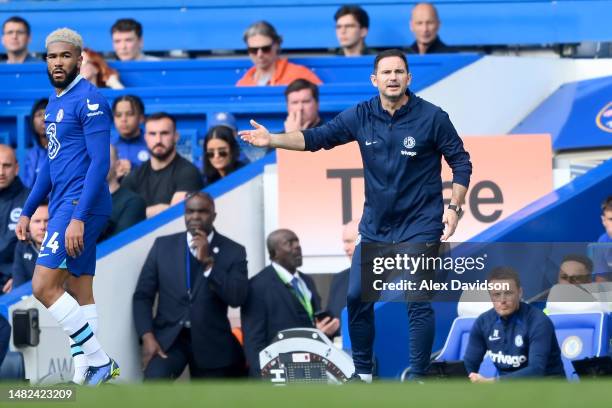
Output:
[237, 21, 322, 87]
[133, 191, 248, 379]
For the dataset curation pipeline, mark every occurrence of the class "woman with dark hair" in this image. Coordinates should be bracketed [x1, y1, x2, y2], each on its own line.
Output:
[203, 126, 246, 185]
[22, 98, 48, 188]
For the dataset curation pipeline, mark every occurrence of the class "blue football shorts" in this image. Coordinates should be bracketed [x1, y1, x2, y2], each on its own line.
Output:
[36, 206, 109, 276]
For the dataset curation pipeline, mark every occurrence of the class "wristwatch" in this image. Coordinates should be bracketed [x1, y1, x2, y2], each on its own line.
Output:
[447, 204, 463, 217]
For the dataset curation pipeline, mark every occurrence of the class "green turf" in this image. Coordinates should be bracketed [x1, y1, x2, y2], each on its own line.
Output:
[2, 380, 611, 408]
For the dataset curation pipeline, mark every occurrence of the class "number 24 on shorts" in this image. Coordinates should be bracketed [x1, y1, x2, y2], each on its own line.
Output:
[40, 231, 60, 254]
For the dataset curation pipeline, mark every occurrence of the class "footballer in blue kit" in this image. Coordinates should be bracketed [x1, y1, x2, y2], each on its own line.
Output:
[15, 28, 118, 385]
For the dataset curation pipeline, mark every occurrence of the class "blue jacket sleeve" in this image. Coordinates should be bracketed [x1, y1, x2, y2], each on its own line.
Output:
[302, 106, 356, 152]
[21, 158, 51, 218]
[463, 317, 487, 374]
[501, 317, 555, 379]
[72, 129, 110, 220]
[11, 243, 29, 287]
[433, 109, 472, 188]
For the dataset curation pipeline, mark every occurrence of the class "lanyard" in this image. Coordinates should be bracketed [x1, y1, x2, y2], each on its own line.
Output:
[275, 269, 314, 322]
[185, 243, 192, 297]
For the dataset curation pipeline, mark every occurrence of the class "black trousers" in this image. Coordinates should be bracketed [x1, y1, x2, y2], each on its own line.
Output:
[144, 329, 246, 380]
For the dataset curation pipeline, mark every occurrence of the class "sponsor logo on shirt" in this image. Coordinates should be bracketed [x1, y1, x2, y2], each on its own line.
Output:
[87, 99, 99, 111]
[24, 252, 33, 261]
[86, 98, 104, 117]
[56, 108, 64, 123]
[401, 136, 417, 157]
[486, 350, 527, 368]
[515, 334, 524, 347]
[47, 123, 61, 159]
[10, 207, 22, 222]
[403, 136, 416, 149]
[488, 329, 500, 341]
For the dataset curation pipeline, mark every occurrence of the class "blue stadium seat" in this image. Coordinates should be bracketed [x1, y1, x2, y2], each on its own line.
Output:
[435, 292, 497, 377]
[549, 312, 609, 380]
[545, 283, 612, 380]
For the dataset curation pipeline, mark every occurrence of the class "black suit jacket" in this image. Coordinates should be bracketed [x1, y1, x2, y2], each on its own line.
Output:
[327, 268, 349, 322]
[133, 230, 248, 370]
[241, 265, 322, 377]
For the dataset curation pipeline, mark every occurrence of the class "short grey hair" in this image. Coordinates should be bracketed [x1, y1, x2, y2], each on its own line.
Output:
[45, 27, 83, 52]
[243, 21, 282, 45]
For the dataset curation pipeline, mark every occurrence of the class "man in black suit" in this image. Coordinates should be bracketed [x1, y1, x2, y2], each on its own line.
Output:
[327, 219, 360, 331]
[241, 229, 340, 377]
[133, 191, 248, 379]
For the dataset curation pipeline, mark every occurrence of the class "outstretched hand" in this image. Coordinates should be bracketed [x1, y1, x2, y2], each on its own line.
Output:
[238, 120, 272, 147]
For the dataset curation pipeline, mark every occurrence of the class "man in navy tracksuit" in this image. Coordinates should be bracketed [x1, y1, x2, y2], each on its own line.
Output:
[240, 49, 472, 381]
[464, 267, 565, 381]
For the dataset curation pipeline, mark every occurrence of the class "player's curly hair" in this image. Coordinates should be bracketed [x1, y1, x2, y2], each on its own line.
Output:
[45, 27, 83, 53]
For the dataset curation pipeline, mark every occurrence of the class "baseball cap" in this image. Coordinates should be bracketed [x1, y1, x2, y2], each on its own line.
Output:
[207, 112, 237, 131]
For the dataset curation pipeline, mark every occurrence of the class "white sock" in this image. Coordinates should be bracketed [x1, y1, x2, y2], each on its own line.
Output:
[71, 304, 98, 383]
[48, 293, 109, 368]
[358, 373, 373, 383]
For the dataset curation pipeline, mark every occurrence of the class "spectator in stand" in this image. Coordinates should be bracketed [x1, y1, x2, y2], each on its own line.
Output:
[334, 5, 373, 57]
[203, 125, 246, 186]
[0, 145, 29, 293]
[8, 202, 48, 292]
[111, 18, 160, 61]
[326, 219, 359, 334]
[22, 99, 48, 189]
[283, 79, 323, 133]
[237, 21, 322, 87]
[98, 146, 145, 241]
[241, 229, 340, 377]
[122, 112, 203, 218]
[112, 95, 149, 178]
[409, 3, 453, 54]
[81, 48, 124, 89]
[593, 196, 612, 282]
[557, 254, 593, 285]
[2, 16, 38, 63]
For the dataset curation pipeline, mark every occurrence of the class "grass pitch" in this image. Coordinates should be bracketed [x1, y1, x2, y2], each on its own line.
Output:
[2, 380, 610, 408]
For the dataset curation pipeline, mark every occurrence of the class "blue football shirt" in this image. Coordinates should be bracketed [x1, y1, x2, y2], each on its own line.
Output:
[43, 75, 112, 218]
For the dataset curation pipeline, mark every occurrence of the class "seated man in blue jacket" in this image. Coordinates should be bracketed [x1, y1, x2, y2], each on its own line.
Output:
[464, 267, 565, 382]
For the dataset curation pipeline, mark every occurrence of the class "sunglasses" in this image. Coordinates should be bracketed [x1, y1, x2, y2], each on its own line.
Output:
[206, 149, 230, 159]
[247, 44, 274, 54]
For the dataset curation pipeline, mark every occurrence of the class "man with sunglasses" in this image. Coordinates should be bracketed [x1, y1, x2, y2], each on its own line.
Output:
[240, 49, 472, 382]
[464, 267, 565, 382]
[237, 21, 322, 87]
[122, 112, 203, 218]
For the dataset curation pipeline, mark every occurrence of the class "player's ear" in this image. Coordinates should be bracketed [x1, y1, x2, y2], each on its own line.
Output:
[406, 72, 412, 87]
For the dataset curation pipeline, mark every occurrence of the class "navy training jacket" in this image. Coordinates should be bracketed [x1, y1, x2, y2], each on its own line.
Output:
[463, 302, 565, 378]
[303, 90, 472, 243]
